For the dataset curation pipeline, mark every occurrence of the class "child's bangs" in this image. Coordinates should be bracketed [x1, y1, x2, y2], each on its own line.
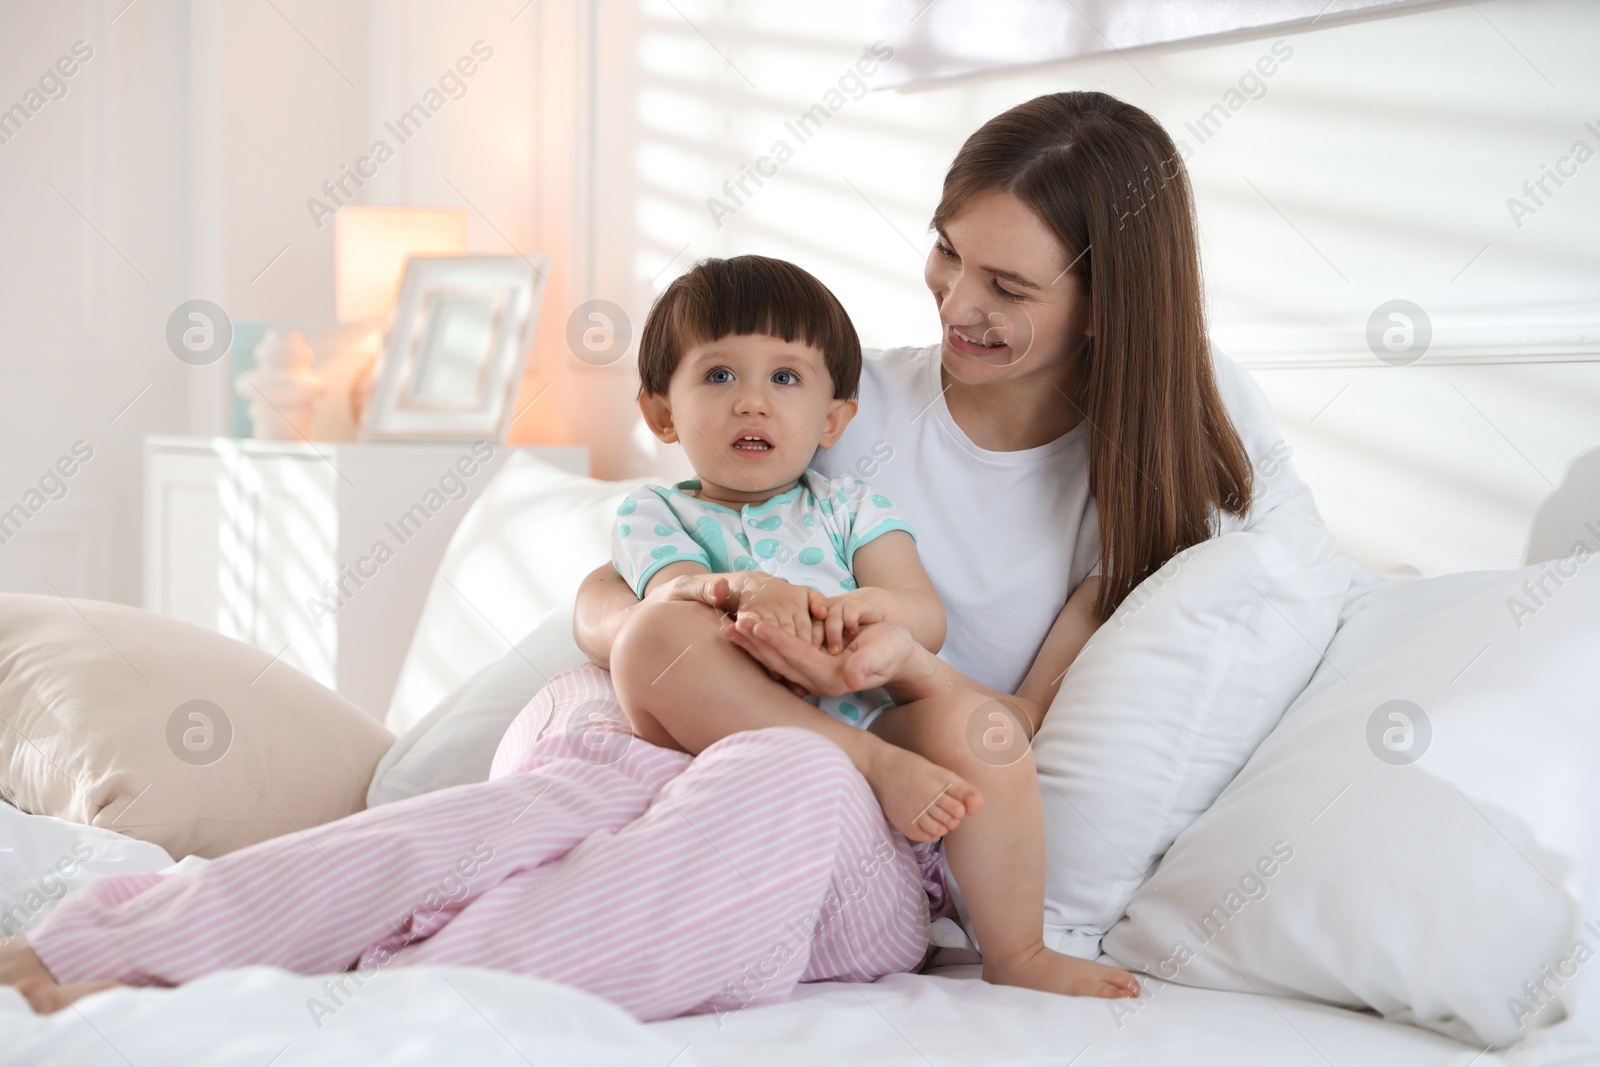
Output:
[669, 264, 842, 357]
[637, 254, 861, 398]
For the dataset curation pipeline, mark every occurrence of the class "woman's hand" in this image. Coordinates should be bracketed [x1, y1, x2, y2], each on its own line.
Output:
[721, 615, 926, 698]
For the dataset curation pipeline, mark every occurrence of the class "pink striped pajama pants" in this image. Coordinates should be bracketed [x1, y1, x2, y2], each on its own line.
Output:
[27, 665, 948, 1021]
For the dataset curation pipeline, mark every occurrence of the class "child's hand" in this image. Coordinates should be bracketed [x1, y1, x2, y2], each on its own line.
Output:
[815, 591, 887, 653]
[650, 572, 737, 612]
[730, 574, 820, 646]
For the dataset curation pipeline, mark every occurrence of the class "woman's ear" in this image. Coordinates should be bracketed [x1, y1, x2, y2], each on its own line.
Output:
[817, 397, 858, 448]
[638, 392, 679, 443]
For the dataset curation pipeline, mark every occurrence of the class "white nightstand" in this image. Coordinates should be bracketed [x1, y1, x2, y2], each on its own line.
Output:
[144, 436, 588, 719]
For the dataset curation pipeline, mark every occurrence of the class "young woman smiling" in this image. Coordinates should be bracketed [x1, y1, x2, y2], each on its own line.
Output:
[4, 91, 1318, 1021]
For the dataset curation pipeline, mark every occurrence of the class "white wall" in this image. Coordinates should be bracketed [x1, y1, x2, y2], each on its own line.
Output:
[577, 0, 1600, 577]
[0, 0, 556, 603]
[2, 0, 1594, 606]
[0, 0, 190, 602]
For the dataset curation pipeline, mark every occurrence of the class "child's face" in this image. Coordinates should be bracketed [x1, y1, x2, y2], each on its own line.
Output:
[639, 333, 856, 503]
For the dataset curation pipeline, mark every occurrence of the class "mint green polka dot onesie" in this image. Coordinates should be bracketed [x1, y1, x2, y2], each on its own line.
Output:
[611, 469, 914, 729]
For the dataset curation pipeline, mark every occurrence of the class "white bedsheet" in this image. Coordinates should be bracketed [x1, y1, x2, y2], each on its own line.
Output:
[650, 965, 1498, 1066]
[0, 796, 1501, 1067]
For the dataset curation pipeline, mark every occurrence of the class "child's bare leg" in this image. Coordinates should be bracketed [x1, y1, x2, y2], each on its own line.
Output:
[611, 599, 980, 843]
[870, 694, 1140, 999]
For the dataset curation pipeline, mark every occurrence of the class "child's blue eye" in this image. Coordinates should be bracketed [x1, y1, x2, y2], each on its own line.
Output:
[706, 367, 733, 383]
[771, 369, 798, 385]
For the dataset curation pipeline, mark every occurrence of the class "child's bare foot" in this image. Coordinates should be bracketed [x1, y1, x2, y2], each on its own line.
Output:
[0, 937, 54, 986]
[984, 944, 1141, 999]
[864, 742, 982, 842]
[15, 978, 124, 1014]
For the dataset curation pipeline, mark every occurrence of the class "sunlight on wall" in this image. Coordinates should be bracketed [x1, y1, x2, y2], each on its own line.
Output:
[592, 0, 1600, 575]
[215, 445, 338, 689]
[629, 0, 944, 353]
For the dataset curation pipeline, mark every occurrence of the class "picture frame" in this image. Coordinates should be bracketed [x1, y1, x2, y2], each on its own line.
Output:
[360, 254, 550, 442]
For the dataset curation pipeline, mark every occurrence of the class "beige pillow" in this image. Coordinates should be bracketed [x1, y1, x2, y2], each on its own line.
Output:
[0, 594, 395, 858]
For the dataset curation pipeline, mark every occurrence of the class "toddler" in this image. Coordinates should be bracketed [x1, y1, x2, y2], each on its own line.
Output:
[601, 254, 1140, 1000]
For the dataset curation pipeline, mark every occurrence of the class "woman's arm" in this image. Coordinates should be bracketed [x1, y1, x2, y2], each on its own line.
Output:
[903, 572, 1103, 712]
[1010, 576, 1104, 733]
[573, 560, 749, 669]
[572, 564, 645, 670]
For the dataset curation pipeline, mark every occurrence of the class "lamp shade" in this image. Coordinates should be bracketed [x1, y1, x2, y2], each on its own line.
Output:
[334, 206, 467, 323]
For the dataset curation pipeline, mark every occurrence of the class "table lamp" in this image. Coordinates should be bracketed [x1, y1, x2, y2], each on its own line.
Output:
[332, 206, 468, 424]
[335, 206, 468, 324]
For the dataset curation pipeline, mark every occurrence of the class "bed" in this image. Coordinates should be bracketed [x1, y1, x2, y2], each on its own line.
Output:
[2, 452, 1595, 1065]
[0, 794, 1502, 1066]
[1, 940, 1506, 1066]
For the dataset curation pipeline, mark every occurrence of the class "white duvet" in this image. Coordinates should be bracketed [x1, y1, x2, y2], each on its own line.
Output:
[2, 965, 691, 1067]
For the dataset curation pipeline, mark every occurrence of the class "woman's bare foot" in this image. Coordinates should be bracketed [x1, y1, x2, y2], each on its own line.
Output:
[984, 943, 1141, 999]
[0, 937, 54, 986]
[863, 742, 982, 842]
[2, 937, 124, 1014]
[15, 978, 124, 1014]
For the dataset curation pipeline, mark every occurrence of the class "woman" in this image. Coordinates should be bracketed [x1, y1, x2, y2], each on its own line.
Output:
[1, 91, 1311, 1020]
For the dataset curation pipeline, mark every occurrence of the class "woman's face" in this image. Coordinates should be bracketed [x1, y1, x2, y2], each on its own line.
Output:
[924, 190, 1092, 387]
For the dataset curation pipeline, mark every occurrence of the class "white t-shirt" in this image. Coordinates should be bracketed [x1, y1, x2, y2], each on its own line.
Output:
[810, 345, 1100, 694]
[810, 344, 1323, 695]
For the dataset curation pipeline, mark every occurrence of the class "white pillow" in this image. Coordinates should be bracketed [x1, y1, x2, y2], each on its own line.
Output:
[386, 453, 649, 733]
[1033, 521, 1351, 959]
[368, 605, 588, 806]
[1102, 561, 1600, 1049]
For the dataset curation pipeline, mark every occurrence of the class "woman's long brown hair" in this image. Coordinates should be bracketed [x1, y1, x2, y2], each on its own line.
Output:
[934, 91, 1254, 621]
